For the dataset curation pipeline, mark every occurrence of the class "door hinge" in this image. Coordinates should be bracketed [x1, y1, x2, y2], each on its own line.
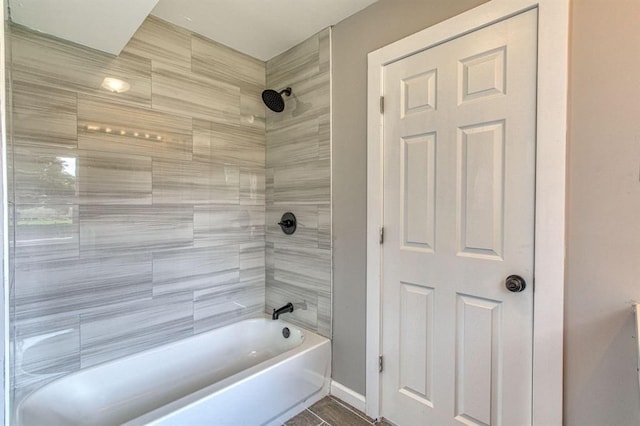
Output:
[380, 96, 384, 114]
[379, 355, 384, 373]
[379, 226, 384, 244]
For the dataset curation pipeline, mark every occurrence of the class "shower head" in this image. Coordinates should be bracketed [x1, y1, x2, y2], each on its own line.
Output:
[261, 87, 292, 113]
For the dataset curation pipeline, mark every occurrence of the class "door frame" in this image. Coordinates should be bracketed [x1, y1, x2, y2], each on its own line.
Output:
[366, 0, 569, 424]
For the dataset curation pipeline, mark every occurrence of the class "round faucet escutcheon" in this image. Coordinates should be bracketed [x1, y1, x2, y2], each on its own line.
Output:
[278, 212, 297, 235]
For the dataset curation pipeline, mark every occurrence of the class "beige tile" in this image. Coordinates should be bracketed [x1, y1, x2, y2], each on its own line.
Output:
[273, 159, 330, 205]
[193, 119, 264, 167]
[152, 246, 240, 296]
[78, 96, 192, 160]
[13, 81, 77, 148]
[267, 119, 320, 167]
[78, 150, 152, 205]
[241, 87, 267, 131]
[152, 64, 241, 124]
[123, 16, 191, 70]
[318, 205, 331, 250]
[79, 205, 193, 256]
[318, 113, 331, 161]
[11, 25, 151, 107]
[193, 283, 264, 333]
[192, 34, 265, 91]
[193, 205, 264, 248]
[267, 33, 319, 89]
[152, 160, 239, 205]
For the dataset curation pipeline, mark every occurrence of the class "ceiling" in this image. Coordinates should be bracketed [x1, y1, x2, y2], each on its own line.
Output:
[8, 0, 379, 60]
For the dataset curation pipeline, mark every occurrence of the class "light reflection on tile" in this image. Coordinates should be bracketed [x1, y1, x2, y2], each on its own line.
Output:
[11, 25, 152, 107]
[13, 312, 80, 404]
[15, 205, 79, 263]
[194, 283, 264, 333]
[240, 168, 266, 206]
[241, 88, 266, 131]
[14, 145, 78, 205]
[78, 96, 192, 160]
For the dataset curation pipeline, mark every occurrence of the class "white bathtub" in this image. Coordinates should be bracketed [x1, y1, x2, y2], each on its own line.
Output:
[17, 316, 331, 426]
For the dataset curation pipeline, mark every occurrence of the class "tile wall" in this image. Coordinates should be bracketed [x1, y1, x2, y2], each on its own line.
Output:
[9, 17, 267, 400]
[265, 29, 332, 337]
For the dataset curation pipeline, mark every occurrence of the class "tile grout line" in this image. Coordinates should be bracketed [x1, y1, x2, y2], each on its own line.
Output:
[328, 395, 375, 424]
[306, 408, 327, 425]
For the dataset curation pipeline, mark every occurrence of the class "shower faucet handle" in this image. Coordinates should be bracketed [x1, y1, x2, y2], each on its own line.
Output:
[277, 212, 297, 235]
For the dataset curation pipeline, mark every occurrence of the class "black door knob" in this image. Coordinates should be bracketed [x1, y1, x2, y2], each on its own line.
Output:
[505, 275, 526, 292]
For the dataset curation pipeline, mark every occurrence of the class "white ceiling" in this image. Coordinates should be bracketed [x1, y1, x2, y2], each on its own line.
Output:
[151, 0, 379, 61]
[8, 0, 379, 60]
[9, 0, 160, 55]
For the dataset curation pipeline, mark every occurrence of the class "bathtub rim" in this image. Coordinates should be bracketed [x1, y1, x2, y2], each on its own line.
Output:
[124, 316, 330, 425]
[16, 314, 330, 425]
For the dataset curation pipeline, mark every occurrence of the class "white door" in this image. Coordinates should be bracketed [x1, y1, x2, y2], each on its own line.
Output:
[381, 10, 537, 425]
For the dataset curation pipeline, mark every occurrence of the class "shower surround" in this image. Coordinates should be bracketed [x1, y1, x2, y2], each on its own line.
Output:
[265, 28, 332, 338]
[8, 14, 332, 408]
[9, 16, 271, 402]
[9, 14, 332, 410]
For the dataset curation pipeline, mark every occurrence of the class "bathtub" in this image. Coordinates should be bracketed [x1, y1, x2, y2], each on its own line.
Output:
[17, 316, 331, 426]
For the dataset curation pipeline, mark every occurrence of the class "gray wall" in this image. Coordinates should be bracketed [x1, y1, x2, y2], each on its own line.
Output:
[9, 17, 266, 402]
[565, 0, 640, 423]
[331, 0, 488, 395]
[265, 29, 332, 337]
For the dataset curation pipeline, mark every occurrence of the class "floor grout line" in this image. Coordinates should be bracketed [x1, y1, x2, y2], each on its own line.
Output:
[306, 408, 327, 426]
[328, 395, 375, 424]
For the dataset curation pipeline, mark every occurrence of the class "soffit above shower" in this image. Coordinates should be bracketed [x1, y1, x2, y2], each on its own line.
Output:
[8, 0, 160, 55]
[8, 0, 378, 60]
[150, 0, 379, 60]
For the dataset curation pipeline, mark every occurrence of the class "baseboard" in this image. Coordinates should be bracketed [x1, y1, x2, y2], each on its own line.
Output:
[330, 380, 366, 413]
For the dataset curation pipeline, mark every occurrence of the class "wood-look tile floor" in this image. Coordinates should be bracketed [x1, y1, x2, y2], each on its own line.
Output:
[284, 396, 394, 426]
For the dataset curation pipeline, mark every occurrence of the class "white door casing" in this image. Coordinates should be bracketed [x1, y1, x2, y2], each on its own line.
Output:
[367, 1, 569, 424]
[381, 10, 536, 425]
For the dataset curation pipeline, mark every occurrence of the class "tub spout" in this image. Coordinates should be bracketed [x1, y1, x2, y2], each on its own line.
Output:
[272, 303, 294, 320]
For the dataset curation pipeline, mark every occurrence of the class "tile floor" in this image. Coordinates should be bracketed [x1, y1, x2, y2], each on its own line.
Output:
[284, 395, 393, 426]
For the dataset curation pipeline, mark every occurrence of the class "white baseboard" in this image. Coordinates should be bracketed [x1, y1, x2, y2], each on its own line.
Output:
[330, 380, 366, 413]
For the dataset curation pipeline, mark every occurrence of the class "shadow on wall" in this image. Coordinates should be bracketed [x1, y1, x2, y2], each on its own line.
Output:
[565, 307, 640, 425]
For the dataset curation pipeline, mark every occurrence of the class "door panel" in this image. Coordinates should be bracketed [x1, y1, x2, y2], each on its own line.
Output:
[381, 10, 537, 426]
